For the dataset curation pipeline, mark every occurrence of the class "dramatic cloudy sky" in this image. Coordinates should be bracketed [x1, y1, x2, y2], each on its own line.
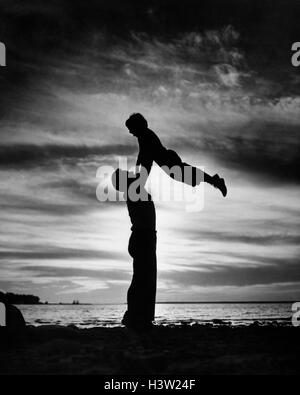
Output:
[0, 0, 299, 302]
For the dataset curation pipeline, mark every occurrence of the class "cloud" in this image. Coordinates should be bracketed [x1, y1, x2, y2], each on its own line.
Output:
[1, 0, 300, 302]
[0, 193, 95, 216]
[20, 265, 130, 280]
[161, 256, 300, 287]
[201, 120, 300, 184]
[182, 229, 300, 246]
[0, 247, 124, 261]
[0, 143, 135, 169]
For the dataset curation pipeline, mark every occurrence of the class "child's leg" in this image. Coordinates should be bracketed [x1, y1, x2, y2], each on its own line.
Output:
[158, 149, 210, 186]
[180, 164, 227, 196]
[158, 150, 226, 195]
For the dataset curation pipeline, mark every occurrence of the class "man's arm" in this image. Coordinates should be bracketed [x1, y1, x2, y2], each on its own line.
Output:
[134, 140, 153, 191]
[135, 134, 156, 176]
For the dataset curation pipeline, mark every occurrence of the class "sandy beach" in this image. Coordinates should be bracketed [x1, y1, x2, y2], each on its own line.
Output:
[0, 324, 299, 375]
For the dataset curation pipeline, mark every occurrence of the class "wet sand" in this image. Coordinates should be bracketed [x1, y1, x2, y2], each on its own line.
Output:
[0, 324, 299, 375]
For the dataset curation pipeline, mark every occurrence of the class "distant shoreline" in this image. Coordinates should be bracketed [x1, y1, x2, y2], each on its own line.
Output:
[156, 300, 295, 304]
[15, 301, 294, 305]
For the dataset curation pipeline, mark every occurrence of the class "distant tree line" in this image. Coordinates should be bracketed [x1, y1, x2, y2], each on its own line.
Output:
[0, 291, 40, 304]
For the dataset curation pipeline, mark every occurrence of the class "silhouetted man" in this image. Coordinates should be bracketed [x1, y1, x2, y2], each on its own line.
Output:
[125, 113, 227, 196]
[112, 169, 157, 331]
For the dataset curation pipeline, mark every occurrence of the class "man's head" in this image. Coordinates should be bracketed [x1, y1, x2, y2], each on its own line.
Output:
[125, 113, 148, 137]
[111, 169, 136, 193]
[111, 168, 149, 200]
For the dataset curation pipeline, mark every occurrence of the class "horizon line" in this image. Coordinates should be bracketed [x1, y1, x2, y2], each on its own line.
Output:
[38, 300, 295, 305]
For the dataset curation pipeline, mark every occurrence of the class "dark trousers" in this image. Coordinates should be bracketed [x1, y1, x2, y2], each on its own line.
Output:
[125, 229, 157, 326]
[156, 149, 208, 186]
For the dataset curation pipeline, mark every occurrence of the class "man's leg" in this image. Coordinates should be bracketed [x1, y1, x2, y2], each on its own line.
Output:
[123, 232, 140, 327]
[141, 233, 157, 323]
[124, 231, 157, 328]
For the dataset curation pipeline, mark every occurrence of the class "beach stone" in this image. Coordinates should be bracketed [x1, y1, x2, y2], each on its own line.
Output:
[212, 319, 224, 325]
[249, 321, 261, 328]
[4, 303, 26, 330]
[67, 324, 79, 330]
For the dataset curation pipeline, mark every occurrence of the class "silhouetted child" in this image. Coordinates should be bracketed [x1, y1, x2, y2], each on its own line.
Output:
[125, 113, 227, 197]
[112, 169, 156, 331]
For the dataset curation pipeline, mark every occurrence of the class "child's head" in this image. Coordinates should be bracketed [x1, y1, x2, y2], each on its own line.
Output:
[125, 113, 148, 137]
